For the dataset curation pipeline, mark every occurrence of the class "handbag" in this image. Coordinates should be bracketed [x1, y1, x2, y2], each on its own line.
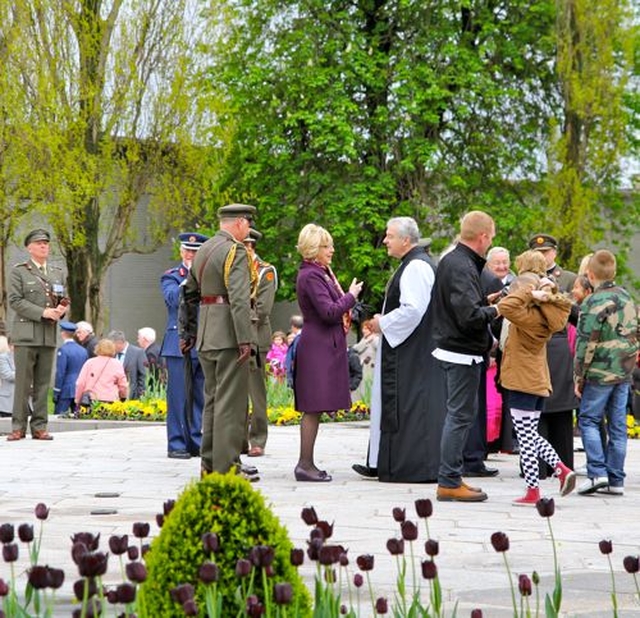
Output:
[79, 391, 93, 407]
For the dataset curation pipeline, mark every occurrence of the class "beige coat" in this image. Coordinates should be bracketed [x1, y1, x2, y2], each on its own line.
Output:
[498, 287, 572, 396]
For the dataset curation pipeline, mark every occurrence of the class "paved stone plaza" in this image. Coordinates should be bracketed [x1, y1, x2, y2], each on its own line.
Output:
[1, 418, 639, 616]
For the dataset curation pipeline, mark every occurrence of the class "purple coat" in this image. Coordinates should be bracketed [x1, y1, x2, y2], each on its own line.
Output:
[294, 261, 356, 413]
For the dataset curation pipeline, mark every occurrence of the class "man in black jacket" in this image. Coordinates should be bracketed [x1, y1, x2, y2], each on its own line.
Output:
[432, 211, 500, 502]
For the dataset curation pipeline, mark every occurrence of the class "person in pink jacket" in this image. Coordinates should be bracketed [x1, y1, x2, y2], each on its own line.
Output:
[75, 339, 129, 406]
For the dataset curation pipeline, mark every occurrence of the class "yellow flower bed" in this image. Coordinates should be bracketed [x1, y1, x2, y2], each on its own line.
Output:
[627, 414, 640, 439]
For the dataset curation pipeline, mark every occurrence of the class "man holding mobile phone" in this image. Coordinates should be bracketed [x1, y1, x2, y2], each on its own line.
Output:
[7, 229, 69, 441]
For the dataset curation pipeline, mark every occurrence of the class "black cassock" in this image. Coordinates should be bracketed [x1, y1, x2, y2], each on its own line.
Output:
[377, 247, 447, 483]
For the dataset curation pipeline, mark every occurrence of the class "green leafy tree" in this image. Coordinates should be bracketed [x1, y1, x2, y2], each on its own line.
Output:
[1, 0, 221, 327]
[547, 0, 639, 271]
[202, 0, 563, 305]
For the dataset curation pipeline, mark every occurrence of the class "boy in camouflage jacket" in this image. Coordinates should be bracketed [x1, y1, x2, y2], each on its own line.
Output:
[574, 250, 639, 496]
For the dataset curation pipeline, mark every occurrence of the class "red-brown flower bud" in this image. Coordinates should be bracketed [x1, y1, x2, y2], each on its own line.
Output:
[274, 582, 293, 605]
[2, 544, 18, 562]
[392, 507, 406, 522]
[202, 532, 220, 554]
[116, 582, 136, 604]
[18, 524, 34, 543]
[415, 499, 433, 519]
[490, 532, 509, 552]
[71, 532, 100, 551]
[599, 540, 613, 555]
[624, 556, 640, 574]
[132, 522, 150, 539]
[126, 561, 147, 583]
[28, 566, 50, 589]
[301, 507, 318, 526]
[425, 539, 439, 557]
[170, 583, 195, 604]
[518, 574, 532, 596]
[421, 560, 438, 580]
[375, 597, 388, 614]
[108, 535, 128, 555]
[290, 548, 304, 566]
[0, 525, 14, 544]
[235, 558, 252, 578]
[535, 497, 555, 518]
[198, 561, 219, 584]
[400, 521, 418, 541]
[353, 573, 364, 587]
[386, 538, 404, 556]
[356, 554, 374, 571]
[35, 503, 49, 521]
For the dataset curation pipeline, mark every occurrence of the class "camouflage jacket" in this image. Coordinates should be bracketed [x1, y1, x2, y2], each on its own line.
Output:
[574, 281, 639, 386]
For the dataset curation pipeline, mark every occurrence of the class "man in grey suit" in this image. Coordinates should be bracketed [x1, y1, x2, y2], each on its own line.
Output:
[107, 330, 147, 399]
[8, 229, 69, 441]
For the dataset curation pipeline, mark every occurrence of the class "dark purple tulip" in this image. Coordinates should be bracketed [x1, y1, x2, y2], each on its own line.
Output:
[202, 532, 220, 554]
[48, 567, 64, 589]
[0, 579, 8, 596]
[356, 554, 374, 571]
[339, 551, 349, 566]
[310, 527, 325, 544]
[421, 560, 438, 580]
[71, 542, 89, 565]
[163, 499, 175, 516]
[28, 566, 50, 589]
[320, 545, 345, 566]
[340, 605, 348, 615]
[198, 561, 219, 584]
[307, 538, 323, 561]
[71, 533, 100, 551]
[132, 522, 150, 539]
[155, 514, 164, 528]
[78, 552, 109, 577]
[290, 548, 304, 566]
[183, 599, 198, 616]
[141, 543, 150, 557]
[35, 503, 49, 521]
[535, 498, 555, 518]
[425, 539, 439, 557]
[127, 546, 139, 561]
[376, 597, 388, 614]
[18, 524, 34, 543]
[126, 561, 147, 583]
[392, 507, 406, 522]
[386, 538, 404, 556]
[490, 532, 510, 553]
[266, 564, 276, 578]
[2, 544, 18, 562]
[249, 545, 275, 568]
[353, 573, 364, 588]
[274, 582, 293, 605]
[301, 507, 318, 526]
[170, 583, 195, 604]
[624, 556, 640, 573]
[73, 578, 98, 600]
[106, 589, 118, 604]
[246, 595, 264, 617]
[116, 582, 136, 604]
[108, 535, 128, 555]
[518, 574, 532, 596]
[400, 521, 418, 541]
[599, 540, 613, 555]
[415, 499, 433, 519]
[0, 524, 14, 544]
[235, 558, 252, 578]
[471, 610, 483, 618]
[316, 521, 334, 540]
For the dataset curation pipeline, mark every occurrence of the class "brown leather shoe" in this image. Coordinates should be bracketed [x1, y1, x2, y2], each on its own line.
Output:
[436, 484, 488, 502]
[32, 430, 53, 441]
[6, 430, 26, 441]
[461, 481, 483, 493]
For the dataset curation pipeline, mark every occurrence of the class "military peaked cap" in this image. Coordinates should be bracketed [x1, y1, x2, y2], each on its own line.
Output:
[24, 229, 51, 246]
[217, 203, 257, 220]
[243, 228, 263, 244]
[178, 232, 208, 250]
[528, 233, 558, 251]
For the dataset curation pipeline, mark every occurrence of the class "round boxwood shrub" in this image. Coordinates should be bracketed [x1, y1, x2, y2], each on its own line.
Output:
[141, 472, 312, 616]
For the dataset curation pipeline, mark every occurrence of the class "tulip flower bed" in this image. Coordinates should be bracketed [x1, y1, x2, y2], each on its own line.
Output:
[2, 483, 640, 617]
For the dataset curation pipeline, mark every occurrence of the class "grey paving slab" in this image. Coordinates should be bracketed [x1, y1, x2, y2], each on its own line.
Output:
[0, 418, 640, 616]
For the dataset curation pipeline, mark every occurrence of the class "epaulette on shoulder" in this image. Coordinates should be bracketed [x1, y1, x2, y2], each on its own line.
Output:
[13, 261, 30, 269]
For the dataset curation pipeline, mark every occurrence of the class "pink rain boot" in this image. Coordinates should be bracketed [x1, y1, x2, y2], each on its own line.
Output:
[555, 462, 576, 496]
[512, 486, 540, 506]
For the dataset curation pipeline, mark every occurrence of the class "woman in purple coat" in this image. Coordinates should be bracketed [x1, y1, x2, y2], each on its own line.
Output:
[294, 224, 363, 481]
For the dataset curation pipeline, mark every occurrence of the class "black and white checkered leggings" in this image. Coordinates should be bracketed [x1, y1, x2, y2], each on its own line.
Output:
[511, 409, 560, 489]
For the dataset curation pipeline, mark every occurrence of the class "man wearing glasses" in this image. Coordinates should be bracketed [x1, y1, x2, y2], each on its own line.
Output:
[180, 204, 258, 480]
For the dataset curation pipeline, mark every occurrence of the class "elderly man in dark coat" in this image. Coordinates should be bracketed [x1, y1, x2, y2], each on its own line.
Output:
[352, 216, 444, 483]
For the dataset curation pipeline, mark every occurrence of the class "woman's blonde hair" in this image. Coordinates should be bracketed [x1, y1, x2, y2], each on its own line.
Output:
[296, 224, 332, 260]
[0, 335, 9, 354]
[514, 250, 547, 276]
[95, 339, 116, 357]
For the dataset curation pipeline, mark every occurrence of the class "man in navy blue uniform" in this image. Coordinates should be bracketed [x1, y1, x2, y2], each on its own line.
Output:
[53, 321, 88, 415]
[161, 232, 208, 459]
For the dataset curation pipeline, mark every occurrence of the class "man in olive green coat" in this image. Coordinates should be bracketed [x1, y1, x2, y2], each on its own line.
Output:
[180, 204, 256, 476]
[243, 228, 278, 457]
[8, 229, 69, 441]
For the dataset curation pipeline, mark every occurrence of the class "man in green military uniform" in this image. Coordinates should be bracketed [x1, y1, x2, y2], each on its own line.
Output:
[180, 204, 256, 477]
[528, 233, 577, 293]
[243, 228, 278, 457]
[8, 229, 70, 441]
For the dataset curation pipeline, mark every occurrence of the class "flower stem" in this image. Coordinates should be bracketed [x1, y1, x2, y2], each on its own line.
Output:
[502, 553, 518, 616]
[607, 554, 618, 618]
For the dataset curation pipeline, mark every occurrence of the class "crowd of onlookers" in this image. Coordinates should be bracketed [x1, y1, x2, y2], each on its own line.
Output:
[0, 319, 166, 418]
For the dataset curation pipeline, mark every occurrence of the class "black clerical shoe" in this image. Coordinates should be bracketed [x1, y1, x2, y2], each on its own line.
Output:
[463, 466, 499, 478]
[168, 450, 191, 460]
[352, 463, 378, 478]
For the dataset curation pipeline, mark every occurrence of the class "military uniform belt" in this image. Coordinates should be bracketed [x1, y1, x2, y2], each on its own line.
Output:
[200, 294, 229, 305]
